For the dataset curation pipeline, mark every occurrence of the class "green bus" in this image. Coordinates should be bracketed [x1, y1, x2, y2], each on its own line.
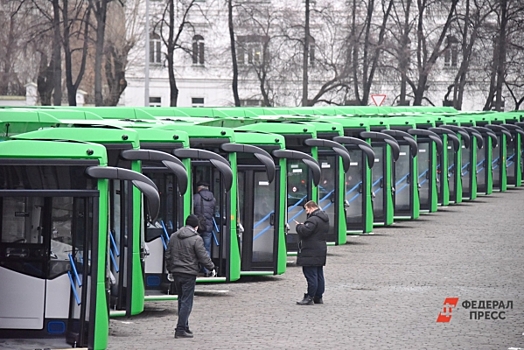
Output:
[493, 112, 524, 187]
[379, 116, 420, 220]
[0, 136, 159, 350]
[235, 120, 322, 255]
[123, 111, 289, 277]
[441, 115, 482, 201]
[0, 109, 164, 317]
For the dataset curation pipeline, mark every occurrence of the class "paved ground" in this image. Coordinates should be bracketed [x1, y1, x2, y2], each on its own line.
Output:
[106, 188, 524, 350]
[2, 188, 524, 349]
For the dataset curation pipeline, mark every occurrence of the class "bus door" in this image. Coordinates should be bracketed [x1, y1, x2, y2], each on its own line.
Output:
[96, 147, 134, 314]
[517, 122, 524, 185]
[121, 149, 188, 292]
[501, 124, 524, 186]
[272, 150, 320, 254]
[360, 132, 400, 226]
[442, 126, 472, 201]
[441, 125, 471, 203]
[462, 127, 484, 200]
[407, 129, 443, 212]
[221, 143, 277, 273]
[429, 128, 460, 204]
[304, 139, 351, 245]
[86, 166, 159, 337]
[333, 136, 375, 233]
[0, 162, 159, 348]
[174, 148, 233, 279]
[472, 127, 498, 195]
[0, 194, 95, 346]
[0, 163, 99, 345]
[382, 130, 418, 219]
[486, 125, 512, 191]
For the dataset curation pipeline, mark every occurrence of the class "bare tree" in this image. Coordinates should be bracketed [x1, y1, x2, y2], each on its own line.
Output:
[448, 0, 494, 109]
[279, 1, 355, 106]
[0, 1, 28, 96]
[29, 0, 63, 105]
[90, 0, 109, 106]
[387, 0, 415, 105]
[351, 0, 394, 105]
[505, 26, 524, 109]
[62, 0, 91, 106]
[157, 0, 199, 107]
[411, 0, 459, 105]
[103, 1, 129, 105]
[481, 0, 524, 110]
[235, 4, 279, 106]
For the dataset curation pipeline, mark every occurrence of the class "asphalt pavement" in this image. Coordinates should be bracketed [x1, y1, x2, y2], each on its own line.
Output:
[106, 188, 524, 350]
[2, 188, 523, 350]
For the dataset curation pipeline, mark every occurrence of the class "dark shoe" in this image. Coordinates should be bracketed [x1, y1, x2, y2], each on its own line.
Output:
[185, 328, 193, 335]
[175, 330, 194, 338]
[313, 297, 323, 304]
[296, 293, 314, 305]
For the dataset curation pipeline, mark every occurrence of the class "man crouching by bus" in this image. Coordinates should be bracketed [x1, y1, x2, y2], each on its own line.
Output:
[166, 214, 216, 339]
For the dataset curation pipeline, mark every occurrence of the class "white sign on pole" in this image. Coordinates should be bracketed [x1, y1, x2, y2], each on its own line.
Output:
[371, 94, 387, 106]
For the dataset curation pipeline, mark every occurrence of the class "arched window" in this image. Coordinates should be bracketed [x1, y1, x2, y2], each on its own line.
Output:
[149, 33, 162, 64]
[192, 35, 205, 65]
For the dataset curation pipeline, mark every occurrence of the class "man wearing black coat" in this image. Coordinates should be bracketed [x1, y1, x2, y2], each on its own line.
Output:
[294, 200, 329, 305]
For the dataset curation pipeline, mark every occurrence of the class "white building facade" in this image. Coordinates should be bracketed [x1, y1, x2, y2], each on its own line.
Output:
[120, 0, 517, 111]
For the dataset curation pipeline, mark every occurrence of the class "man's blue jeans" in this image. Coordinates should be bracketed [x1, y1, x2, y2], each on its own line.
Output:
[302, 266, 325, 299]
[201, 231, 212, 256]
[173, 273, 196, 332]
[200, 231, 212, 273]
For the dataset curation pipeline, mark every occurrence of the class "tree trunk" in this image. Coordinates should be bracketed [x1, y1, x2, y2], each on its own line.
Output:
[494, 0, 507, 111]
[37, 53, 54, 106]
[104, 45, 127, 106]
[63, 1, 91, 106]
[398, 0, 412, 105]
[350, 0, 360, 104]
[51, 0, 62, 106]
[92, 0, 108, 106]
[302, 0, 310, 106]
[228, 0, 240, 106]
[361, 0, 393, 105]
[167, 0, 178, 106]
[482, 37, 498, 111]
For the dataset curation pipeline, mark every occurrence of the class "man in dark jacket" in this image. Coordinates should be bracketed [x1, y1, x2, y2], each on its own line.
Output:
[193, 181, 216, 276]
[294, 200, 328, 305]
[165, 214, 215, 338]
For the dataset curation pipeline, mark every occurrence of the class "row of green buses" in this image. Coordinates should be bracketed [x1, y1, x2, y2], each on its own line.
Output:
[0, 105, 522, 349]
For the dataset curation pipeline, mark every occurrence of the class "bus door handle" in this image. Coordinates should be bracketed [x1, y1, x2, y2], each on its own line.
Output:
[269, 213, 275, 226]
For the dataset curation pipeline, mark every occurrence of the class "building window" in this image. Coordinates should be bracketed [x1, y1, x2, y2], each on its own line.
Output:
[149, 97, 161, 107]
[150, 33, 162, 64]
[308, 36, 315, 67]
[240, 99, 262, 106]
[444, 35, 459, 68]
[237, 35, 269, 66]
[192, 97, 204, 107]
[192, 35, 205, 65]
